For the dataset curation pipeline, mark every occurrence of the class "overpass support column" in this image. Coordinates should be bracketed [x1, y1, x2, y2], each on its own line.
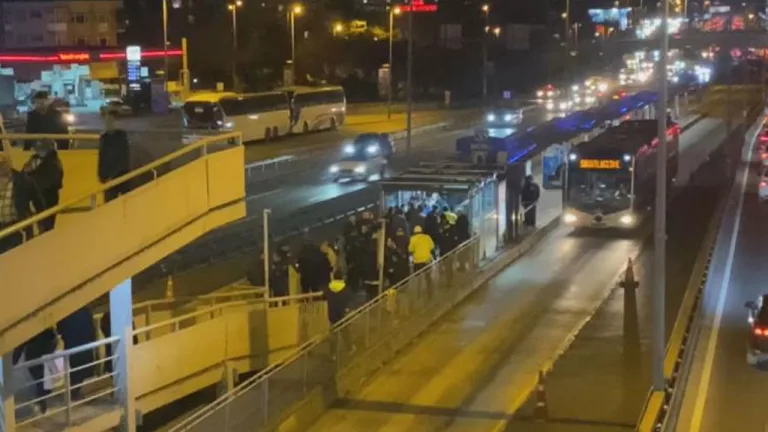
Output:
[0, 351, 15, 432]
[110, 279, 137, 432]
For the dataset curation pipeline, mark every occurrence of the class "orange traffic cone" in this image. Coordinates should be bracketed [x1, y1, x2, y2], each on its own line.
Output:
[533, 371, 548, 422]
[620, 258, 639, 290]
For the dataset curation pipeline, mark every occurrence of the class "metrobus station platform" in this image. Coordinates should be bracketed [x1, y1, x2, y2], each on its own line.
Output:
[0, 89, 712, 431]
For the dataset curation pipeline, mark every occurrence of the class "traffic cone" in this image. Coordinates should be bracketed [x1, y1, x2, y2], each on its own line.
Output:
[533, 370, 548, 422]
[165, 275, 174, 299]
[619, 258, 639, 291]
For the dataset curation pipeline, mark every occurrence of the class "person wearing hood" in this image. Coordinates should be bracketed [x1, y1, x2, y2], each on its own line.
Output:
[297, 241, 332, 293]
[424, 205, 441, 256]
[385, 237, 410, 287]
[25, 91, 69, 151]
[388, 207, 410, 253]
[409, 225, 435, 272]
[22, 139, 63, 231]
[98, 114, 131, 202]
[57, 308, 97, 400]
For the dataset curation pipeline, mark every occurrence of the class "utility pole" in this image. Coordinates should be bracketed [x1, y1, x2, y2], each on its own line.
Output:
[482, 4, 490, 106]
[162, 0, 169, 91]
[652, 0, 669, 393]
[406, 2, 414, 153]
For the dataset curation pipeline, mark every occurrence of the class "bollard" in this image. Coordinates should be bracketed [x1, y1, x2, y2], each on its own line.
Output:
[533, 370, 548, 422]
[619, 258, 638, 291]
[165, 275, 174, 299]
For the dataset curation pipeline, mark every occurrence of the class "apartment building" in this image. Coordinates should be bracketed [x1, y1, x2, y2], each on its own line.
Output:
[1, 0, 124, 49]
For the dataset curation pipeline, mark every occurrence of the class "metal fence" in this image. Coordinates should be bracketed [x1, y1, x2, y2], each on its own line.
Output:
[169, 235, 482, 431]
[13, 336, 122, 428]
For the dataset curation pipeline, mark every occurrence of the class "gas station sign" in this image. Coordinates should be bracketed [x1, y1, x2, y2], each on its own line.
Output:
[126, 45, 141, 91]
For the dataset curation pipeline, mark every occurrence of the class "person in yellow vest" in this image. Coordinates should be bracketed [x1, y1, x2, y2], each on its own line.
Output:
[409, 225, 435, 272]
[325, 270, 350, 325]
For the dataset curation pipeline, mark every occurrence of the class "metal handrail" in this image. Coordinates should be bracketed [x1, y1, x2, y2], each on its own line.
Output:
[0, 130, 242, 242]
[14, 336, 119, 369]
[131, 292, 324, 339]
[170, 236, 480, 430]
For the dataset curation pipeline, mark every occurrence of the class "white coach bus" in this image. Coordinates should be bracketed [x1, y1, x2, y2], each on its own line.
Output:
[182, 91, 291, 142]
[280, 86, 346, 134]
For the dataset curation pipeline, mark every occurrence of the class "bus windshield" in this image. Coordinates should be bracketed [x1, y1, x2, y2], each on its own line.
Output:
[183, 102, 223, 127]
[566, 170, 632, 214]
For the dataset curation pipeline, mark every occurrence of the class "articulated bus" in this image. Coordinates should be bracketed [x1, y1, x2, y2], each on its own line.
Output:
[280, 86, 346, 133]
[181, 91, 291, 142]
[562, 119, 680, 229]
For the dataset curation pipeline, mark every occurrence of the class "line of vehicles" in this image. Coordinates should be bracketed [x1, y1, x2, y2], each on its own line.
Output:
[181, 85, 346, 143]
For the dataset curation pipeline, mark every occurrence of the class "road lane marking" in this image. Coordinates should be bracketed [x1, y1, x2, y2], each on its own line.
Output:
[689, 126, 758, 432]
[245, 188, 283, 202]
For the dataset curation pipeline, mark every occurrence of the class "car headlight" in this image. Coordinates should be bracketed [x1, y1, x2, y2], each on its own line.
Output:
[586, 96, 596, 103]
[574, 96, 581, 104]
[536, 90, 544, 97]
[620, 214, 634, 225]
[504, 114, 513, 122]
[223, 121, 234, 129]
[487, 114, 496, 122]
[354, 165, 366, 173]
[546, 91, 554, 97]
[366, 144, 379, 154]
[546, 102, 554, 110]
[559, 102, 568, 110]
[343, 144, 355, 155]
[63, 113, 75, 124]
[564, 213, 577, 223]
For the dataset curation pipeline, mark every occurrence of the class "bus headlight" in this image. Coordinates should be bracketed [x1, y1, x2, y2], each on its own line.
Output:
[487, 114, 496, 122]
[354, 165, 367, 173]
[620, 214, 635, 225]
[329, 165, 340, 173]
[343, 144, 355, 155]
[564, 213, 577, 224]
[504, 114, 513, 122]
[223, 121, 234, 129]
[366, 144, 379, 154]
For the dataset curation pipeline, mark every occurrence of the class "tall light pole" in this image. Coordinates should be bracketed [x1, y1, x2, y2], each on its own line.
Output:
[289, 4, 303, 80]
[162, 0, 169, 90]
[405, 1, 413, 153]
[388, 6, 401, 120]
[653, 0, 669, 393]
[561, 8, 569, 97]
[228, 1, 243, 91]
[482, 4, 490, 106]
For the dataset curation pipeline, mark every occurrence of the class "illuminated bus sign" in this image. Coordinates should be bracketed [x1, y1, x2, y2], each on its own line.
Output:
[579, 159, 622, 170]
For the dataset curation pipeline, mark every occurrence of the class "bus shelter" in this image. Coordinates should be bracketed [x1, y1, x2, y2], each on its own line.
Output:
[379, 162, 507, 260]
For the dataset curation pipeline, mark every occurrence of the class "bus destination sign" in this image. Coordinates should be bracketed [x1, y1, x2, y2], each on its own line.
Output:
[579, 159, 622, 170]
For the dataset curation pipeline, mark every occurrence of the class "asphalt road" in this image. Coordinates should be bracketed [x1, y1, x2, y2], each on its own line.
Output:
[674, 123, 768, 432]
[297, 118, 723, 432]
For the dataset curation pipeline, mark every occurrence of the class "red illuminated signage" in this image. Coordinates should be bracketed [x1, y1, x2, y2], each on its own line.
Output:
[400, 0, 437, 13]
[0, 49, 182, 63]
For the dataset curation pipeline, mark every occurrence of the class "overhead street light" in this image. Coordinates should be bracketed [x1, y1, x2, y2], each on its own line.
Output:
[228, 1, 243, 90]
[387, 6, 402, 119]
[289, 3, 303, 80]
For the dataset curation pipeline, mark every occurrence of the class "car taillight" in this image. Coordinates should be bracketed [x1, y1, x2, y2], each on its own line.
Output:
[762, 153, 768, 160]
[761, 136, 768, 141]
[754, 327, 768, 336]
[761, 181, 767, 187]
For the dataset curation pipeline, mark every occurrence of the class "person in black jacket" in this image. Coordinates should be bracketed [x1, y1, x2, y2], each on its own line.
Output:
[13, 328, 57, 412]
[25, 91, 69, 150]
[22, 140, 63, 231]
[98, 115, 131, 202]
[0, 152, 44, 253]
[521, 175, 541, 227]
[297, 241, 332, 294]
[99, 311, 139, 374]
[57, 308, 97, 400]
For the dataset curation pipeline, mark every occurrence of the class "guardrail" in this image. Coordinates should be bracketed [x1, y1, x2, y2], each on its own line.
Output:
[13, 336, 122, 428]
[634, 107, 765, 432]
[0, 130, 242, 247]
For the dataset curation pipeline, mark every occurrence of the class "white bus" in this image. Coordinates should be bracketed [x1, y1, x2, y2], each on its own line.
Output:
[280, 86, 346, 134]
[182, 91, 291, 142]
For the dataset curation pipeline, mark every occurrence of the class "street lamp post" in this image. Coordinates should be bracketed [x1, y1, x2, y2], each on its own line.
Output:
[653, 0, 669, 393]
[162, 0, 168, 90]
[228, 1, 243, 91]
[405, 1, 413, 153]
[481, 4, 489, 106]
[388, 6, 401, 120]
[289, 4, 303, 80]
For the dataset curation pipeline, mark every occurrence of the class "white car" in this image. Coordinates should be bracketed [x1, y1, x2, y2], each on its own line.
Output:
[329, 152, 387, 182]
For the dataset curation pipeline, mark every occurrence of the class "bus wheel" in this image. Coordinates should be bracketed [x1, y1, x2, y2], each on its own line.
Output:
[264, 128, 271, 141]
[272, 126, 279, 138]
[303, 122, 310, 133]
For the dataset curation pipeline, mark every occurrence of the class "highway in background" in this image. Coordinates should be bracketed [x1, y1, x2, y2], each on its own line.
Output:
[299, 117, 723, 432]
[674, 126, 768, 432]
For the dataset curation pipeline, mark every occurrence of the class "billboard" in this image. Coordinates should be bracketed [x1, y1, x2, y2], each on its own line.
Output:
[588, 8, 632, 31]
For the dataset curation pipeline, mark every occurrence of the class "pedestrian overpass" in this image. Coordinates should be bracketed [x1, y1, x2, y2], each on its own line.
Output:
[0, 131, 252, 430]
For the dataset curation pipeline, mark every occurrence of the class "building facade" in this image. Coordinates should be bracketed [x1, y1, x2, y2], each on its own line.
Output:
[1, 0, 124, 49]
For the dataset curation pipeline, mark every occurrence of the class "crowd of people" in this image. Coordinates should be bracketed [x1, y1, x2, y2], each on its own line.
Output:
[249, 200, 472, 326]
[0, 91, 131, 255]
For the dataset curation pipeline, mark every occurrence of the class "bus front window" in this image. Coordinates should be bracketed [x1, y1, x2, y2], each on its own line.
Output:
[566, 170, 632, 214]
